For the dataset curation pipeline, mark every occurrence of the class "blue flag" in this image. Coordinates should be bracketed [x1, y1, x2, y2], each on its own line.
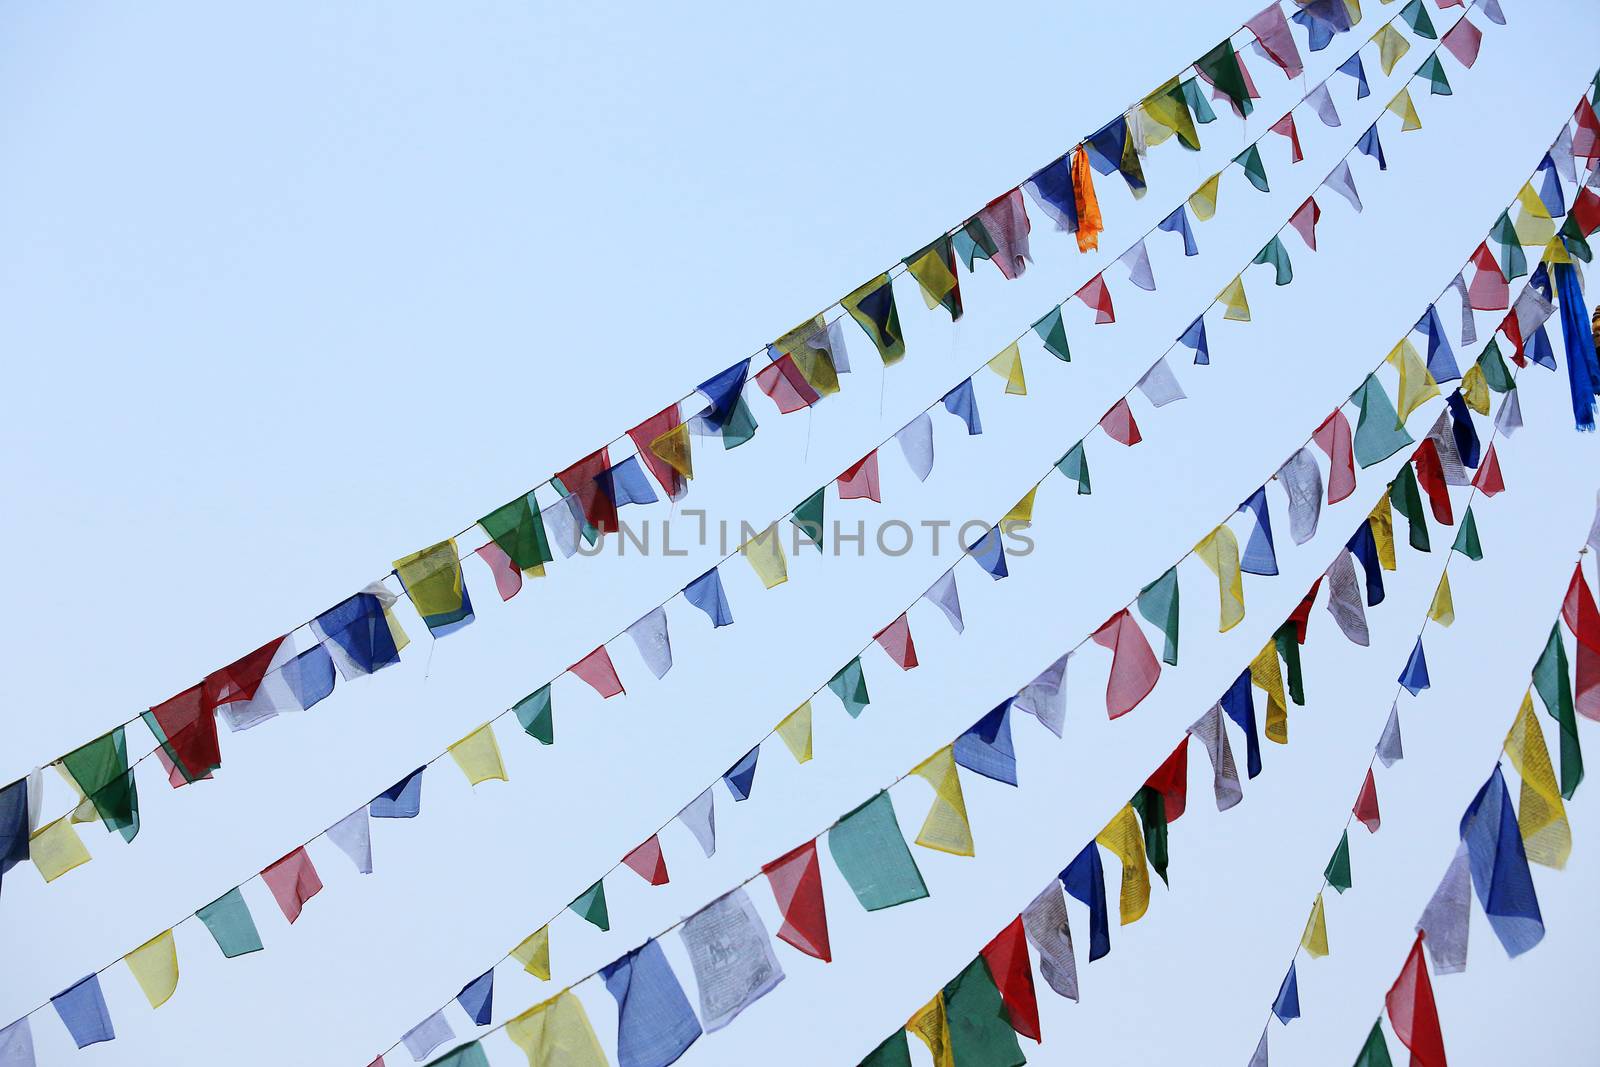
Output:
[1061, 844, 1110, 961]
[1346, 526, 1386, 607]
[601, 939, 703, 1067]
[1416, 305, 1460, 383]
[1220, 670, 1262, 779]
[371, 767, 425, 819]
[942, 378, 983, 435]
[683, 568, 734, 628]
[1178, 316, 1210, 366]
[0, 778, 29, 895]
[1237, 487, 1279, 576]
[456, 970, 494, 1026]
[52, 975, 114, 1049]
[1460, 766, 1544, 957]
[953, 700, 1018, 785]
[1158, 206, 1198, 256]
[1271, 962, 1300, 1023]
[1399, 638, 1430, 696]
[967, 525, 1008, 580]
[723, 747, 759, 802]
[1357, 125, 1386, 170]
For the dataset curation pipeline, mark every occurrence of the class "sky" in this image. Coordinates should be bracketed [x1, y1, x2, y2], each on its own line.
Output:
[2, 1, 1599, 1065]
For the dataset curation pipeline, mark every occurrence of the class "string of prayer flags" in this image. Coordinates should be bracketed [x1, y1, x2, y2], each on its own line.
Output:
[569, 881, 610, 932]
[570, 646, 625, 699]
[679, 888, 785, 1032]
[1195, 525, 1246, 632]
[828, 792, 928, 911]
[196, 888, 263, 958]
[911, 748, 975, 857]
[623, 837, 669, 886]
[1099, 398, 1141, 446]
[448, 723, 508, 786]
[1502, 695, 1571, 868]
[762, 840, 830, 962]
[1385, 935, 1447, 1067]
[722, 748, 759, 802]
[1354, 769, 1382, 833]
[1090, 610, 1160, 718]
[261, 847, 322, 924]
[1062, 843, 1110, 961]
[1073, 274, 1115, 324]
[600, 939, 702, 1067]
[52, 975, 113, 1049]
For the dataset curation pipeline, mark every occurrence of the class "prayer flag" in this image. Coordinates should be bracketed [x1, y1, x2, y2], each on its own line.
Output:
[569, 881, 609, 931]
[571, 645, 625, 698]
[828, 792, 928, 911]
[261, 847, 322, 923]
[1354, 768, 1381, 832]
[679, 888, 784, 1032]
[196, 888, 263, 958]
[600, 939, 702, 1067]
[762, 839, 831, 961]
[448, 723, 507, 786]
[1090, 610, 1160, 718]
[910, 747, 974, 857]
[1385, 935, 1446, 1067]
[623, 836, 670, 886]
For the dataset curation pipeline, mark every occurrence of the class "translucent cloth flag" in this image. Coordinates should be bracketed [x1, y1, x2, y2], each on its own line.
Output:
[692, 360, 749, 433]
[0, 1019, 31, 1066]
[1188, 705, 1243, 810]
[475, 540, 524, 602]
[217, 641, 334, 732]
[124, 929, 178, 1008]
[1534, 625, 1584, 800]
[1277, 448, 1322, 545]
[1248, 1028, 1268, 1067]
[1090, 610, 1160, 718]
[1313, 409, 1357, 503]
[1158, 205, 1197, 256]
[896, 412, 934, 483]
[742, 523, 789, 589]
[827, 792, 928, 911]
[1352, 375, 1413, 467]
[1300, 893, 1329, 958]
[762, 839, 831, 961]
[1135, 358, 1186, 407]
[1070, 145, 1103, 251]
[196, 888, 263, 957]
[1460, 766, 1544, 957]
[372, 767, 425, 819]
[1246, 3, 1303, 77]
[143, 684, 221, 787]
[313, 588, 406, 680]
[61, 727, 138, 842]
[1358, 123, 1387, 170]
[570, 645, 625, 698]
[1289, 197, 1321, 251]
[569, 881, 609, 931]
[1307, 82, 1340, 127]
[1197, 40, 1254, 117]
[1033, 307, 1071, 362]
[1325, 831, 1352, 893]
[448, 723, 508, 786]
[942, 378, 983, 435]
[1441, 15, 1482, 67]
[842, 274, 905, 366]
[679, 888, 784, 1032]
[505, 991, 608, 1067]
[511, 925, 551, 980]
[979, 919, 1042, 1041]
[1096, 805, 1149, 925]
[327, 808, 373, 874]
[942, 957, 1027, 1064]
[684, 568, 734, 627]
[1399, 638, 1430, 696]
[630, 405, 689, 501]
[1348, 524, 1386, 607]
[1269, 113, 1303, 163]
[1137, 568, 1180, 666]
[1338, 52, 1370, 97]
[1323, 159, 1363, 212]
[987, 343, 1027, 396]
[954, 701, 1018, 786]
[924, 571, 965, 633]
[1377, 703, 1405, 767]
[1195, 525, 1245, 632]
[623, 835, 669, 886]
[837, 451, 882, 502]
[1467, 243, 1508, 310]
[1472, 442, 1505, 495]
[1385, 935, 1446, 1067]
[1503, 695, 1571, 868]
[600, 939, 702, 1067]
[51, 975, 113, 1048]
[1023, 154, 1078, 232]
[423, 1041, 487, 1067]
[1099, 398, 1141, 446]
[967, 525, 1008, 580]
[873, 614, 918, 670]
[261, 846, 323, 923]
[828, 657, 871, 718]
[1374, 24, 1410, 76]
[1386, 340, 1440, 426]
[1253, 236, 1293, 286]
[403, 1011, 455, 1061]
[1062, 842, 1109, 961]
[394, 539, 475, 637]
[626, 607, 673, 680]
[754, 356, 820, 414]
[1117, 240, 1156, 291]
[722, 747, 759, 802]
[1021, 879, 1079, 1001]
[1057, 439, 1092, 493]
[1416, 842, 1471, 975]
[1272, 961, 1300, 1023]
[1073, 274, 1115, 324]
[1428, 572, 1454, 627]
[974, 189, 1031, 280]
[776, 702, 812, 763]
[1013, 653, 1070, 736]
[907, 995, 953, 1067]
[903, 236, 963, 321]
[1237, 487, 1278, 576]
[1218, 275, 1251, 321]
[1189, 173, 1221, 221]
[28, 816, 89, 883]
[860, 1032, 913, 1067]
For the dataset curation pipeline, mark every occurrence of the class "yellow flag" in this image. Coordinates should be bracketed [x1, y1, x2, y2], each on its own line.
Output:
[650, 424, 694, 482]
[1195, 525, 1245, 632]
[987, 342, 1027, 396]
[125, 929, 179, 1008]
[1004, 488, 1036, 526]
[776, 702, 813, 764]
[1504, 693, 1572, 868]
[1516, 182, 1552, 220]
[1387, 87, 1421, 131]
[1375, 24, 1410, 75]
[1096, 804, 1150, 925]
[1189, 174, 1221, 222]
[1385, 340, 1439, 427]
[1514, 185, 1557, 247]
[512, 925, 551, 980]
[393, 540, 467, 624]
[507, 990, 609, 1067]
[54, 764, 100, 825]
[907, 994, 955, 1067]
[1345, 0, 1362, 20]
[449, 722, 508, 785]
[1429, 572, 1455, 627]
[1251, 641, 1289, 745]
[906, 244, 959, 312]
[1544, 236, 1573, 266]
[384, 602, 412, 655]
[1218, 275, 1251, 322]
[30, 816, 90, 883]
[1301, 894, 1329, 958]
[1139, 79, 1198, 150]
[1461, 364, 1490, 415]
[1368, 495, 1397, 572]
[910, 747, 975, 857]
[777, 317, 842, 397]
[742, 523, 789, 589]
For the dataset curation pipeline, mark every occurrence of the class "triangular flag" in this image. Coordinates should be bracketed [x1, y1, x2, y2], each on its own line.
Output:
[1399, 637, 1430, 696]
[511, 925, 551, 980]
[1099, 398, 1142, 445]
[1325, 831, 1353, 892]
[1272, 961, 1300, 1023]
[1073, 274, 1115, 324]
[622, 836, 670, 886]
[776, 702, 813, 764]
[828, 657, 871, 718]
[448, 723, 508, 786]
[1289, 197, 1321, 250]
[1385, 935, 1447, 1066]
[986, 342, 1027, 396]
[1090, 610, 1160, 718]
[910, 747, 975, 857]
[1218, 275, 1251, 321]
[1300, 893, 1329, 958]
[980, 918, 1041, 1042]
[1269, 113, 1303, 162]
[570, 645, 625, 698]
[874, 614, 919, 670]
[838, 451, 882, 502]
[722, 747, 760, 802]
[1503, 694, 1571, 868]
[762, 840, 831, 962]
[569, 881, 609, 931]
[1354, 768, 1382, 832]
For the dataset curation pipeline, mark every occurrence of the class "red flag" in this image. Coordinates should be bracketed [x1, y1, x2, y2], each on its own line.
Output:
[1288, 577, 1324, 644]
[754, 356, 822, 415]
[1090, 610, 1160, 718]
[622, 835, 670, 886]
[1499, 312, 1526, 366]
[873, 614, 919, 670]
[1313, 410, 1356, 503]
[1440, 16, 1482, 68]
[1099, 398, 1143, 446]
[1073, 273, 1116, 324]
[1571, 187, 1600, 238]
[1466, 244, 1508, 311]
[556, 447, 619, 534]
[1143, 738, 1190, 822]
[475, 541, 523, 602]
[570, 645, 625, 698]
[762, 839, 831, 962]
[261, 847, 323, 923]
[837, 451, 882, 502]
[1386, 933, 1448, 1067]
[146, 684, 221, 786]
[1413, 440, 1454, 526]
[1288, 197, 1321, 251]
[1471, 444, 1504, 497]
[1571, 97, 1600, 162]
[1561, 563, 1600, 721]
[1269, 113, 1303, 163]
[627, 404, 688, 501]
[1354, 768, 1381, 832]
[202, 636, 287, 710]
[980, 918, 1041, 1042]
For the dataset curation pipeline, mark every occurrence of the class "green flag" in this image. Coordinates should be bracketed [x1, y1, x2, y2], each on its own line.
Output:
[1198, 41, 1254, 117]
[1137, 567, 1181, 665]
[828, 657, 871, 718]
[1489, 213, 1528, 279]
[1478, 340, 1514, 392]
[1416, 54, 1451, 96]
[722, 395, 759, 449]
[1234, 144, 1270, 192]
[480, 493, 553, 572]
[1533, 624, 1584, 799]
[1352, 375, 1414, 468]
[1325, 830, 1353, 893]
[791, 487, 825, 553]
[1274, 623, 1305, 706]
[1253, 235, 1293, 285]
[196, 888, 264, 958]
[569, 880, 610, 931]
[1399, 0, 1436, 38]
[1353, 1020, 1395, 1067]
[1056, 441, 1091, 495]
[1452, 507, 1483, 560]
[1388, 463, 1431, 552]
[943, 957, 1026, 1067]
[425, 1042, 491, 1067]
[828, 792, 928, 911]
[61, 727, 139, 842]
[1130, 786, 1169, 886]
[858, 1031, 912, 1067]
[513, 684, 554, 745]
[1032, 307, 1071, 362]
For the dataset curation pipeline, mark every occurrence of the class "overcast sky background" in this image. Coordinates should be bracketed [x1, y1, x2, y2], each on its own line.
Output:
[2, 2, 1598, 1064]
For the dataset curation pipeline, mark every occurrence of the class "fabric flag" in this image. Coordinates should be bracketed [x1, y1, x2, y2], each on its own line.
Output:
[1137, 567, 1181, 666]
[0, 1020, 31, 1066]
[924, 571, 965, 633]
[1307, 82, 1341, 128]
[776, 702, 812, 764]
[762, 839, 831, 962]
[627, 607, 673, 681]
[422, 1041, 487, 1067]
[1250, 640, 1289, 745]
[1387, 340, 1440, 428]
[828, 792, 928, 911]
[722, 747, 759, 802]
[772, 316, 845, 396]
[838, 451, 882, 502]
[860, 1032, 913, 1067]
[1070, 145, 1103, 251]
[1389, 463, 1431, 553]
[1399, 0, 1437, 39]
[1271, 962, 1300, 1024]
[1011, 652, 1070, 738]
[1248, 1029, 1269, 1067]
[977, 928, 1046, 1050]
[1057, 440, 1092, 493]
[51, 975, 113, 1049]
[1118, 240, 1156, 292]
[1032, 307, 1071, 362]
[1099, 398, 1141, 446]
[1237, 487, 1279, 576]
[475, 540, 524, 602]
[1253, 236, 1293, 286]
[571, 645, 625, 698]
[1139, 78, 1201, 153]
[1269, 113, 1303, 163]
[1247, 4, 1303, 78]
[684, 567, 734, 627]
[628, 406, 689, 502]
[974, 189, 1031, 280]
[27, 820, 89, 886]
[569, 880, 610, 931]
[1301, 893, 1329, 958]
[1417, 842, 1471, 975]
[987, 343, 1027, 396]
[623, 836, 669, 886]
[1338, 52, 1369, 97]
[1090, 610, 1160, 718]
[600, 939, 702, 1067]
[142, 684, 221, 787]
[755, 356, 821, 414]
[742, 523, 789, 589]
[457, 970, 494, 1027]
[904, 236, 963, 321]
[61, 727, 138, 842]
[907, 996, 952, 1067]
[1195, 525, 1245, 632]
[1459, 764, 1545, 955]
[1023, 154, 1079, 233]
[1428, 572, 1454, 627]
[394, 540, 475, 638]
[1218, 275, 1251, 321]
[679, 888, 784, 1033]
[1158, 205, 1198, 257]
[262, 847, 322, 923]
[1386, 935, 1447, 1067]
[1533, 625, 1583, 799]
[124, 929, 179, 1009]
[1314, 409, 1357, 503]
[1198, 40, 1254, 117]
[404, 1014, 456, 1066]
[1021, 879, 1079, 1001]
[1399, 637, 1430, 696]
[954, 701, 1019, 786]
[1277, 448, 1322, 545]
[896, 413, 934, 483]
[1348, 524, 1386, 607]
[513, 684, 555, 747]
[692, 360, 748, 434]
[602, 458, 663, 509]
[1377, 703, 1405, 767]
[873, 614, 919, 671]
[1554, 262, 1599, 431]
[1416, 306, 1460, 383]
[542, 493, 588, 558]
[1135, 358, 1186, 407]
[1441, 15, 1483, 67]
[1354, 769, 1382, 833]
[1086, 116, 1144, 199]
[1503, 694, 1571, 868]
[967, 525, 1008, 581]
[313, 586, 408, 680]
[1188, 705, 1243, 811]
[1189, 173, 1221, 222]
[511, 925, 551, 981]
[1374, 24, 1410, 76]
[1430, 407, 1470, 482]
[196, 888, 263, 958]
[1326, 830, 1353, 893]
[1234, 145, 1269, 194]
[1323, 159, 1363, 212]
[1468, 244, 1509, 310]
[910, 747, 974, 857]
[1073, 273, 1115, 324]
[1287, 199, 1321, 254]
[449, 723, 508, 786]
[217, 641, 334, 733]
[505, 991, 608, 1067]
[1358, 123, 1387, 170]
[1144, 739, 1189, 824]
[828, 657, 871, 719]
[1061, 842, 1110, 961]
[842, 274, 905, 366]
[1096, 805, 1150, 925]
[328, 808, 373, 874]
[942, 378, 983, 436]
[1472, 440, 1506, 497]
[1416, 54, 1451, 97]
[1352, 375, 1414, 467]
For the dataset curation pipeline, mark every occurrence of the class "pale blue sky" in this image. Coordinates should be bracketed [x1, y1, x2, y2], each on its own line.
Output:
[2, 2, 1598, 1065]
